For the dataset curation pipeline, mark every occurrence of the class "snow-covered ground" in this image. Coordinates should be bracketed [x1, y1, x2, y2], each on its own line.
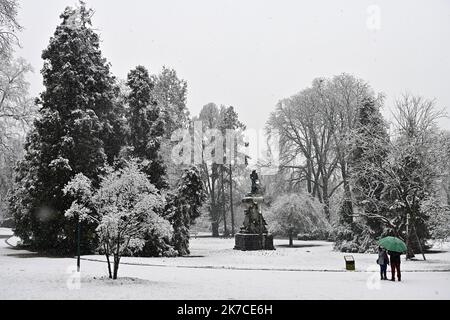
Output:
[83, 235, 450, 272]
[1, 228, 450, 299]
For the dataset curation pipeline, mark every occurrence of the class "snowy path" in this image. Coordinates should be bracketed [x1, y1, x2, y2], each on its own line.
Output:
[1, 228, 450, 299]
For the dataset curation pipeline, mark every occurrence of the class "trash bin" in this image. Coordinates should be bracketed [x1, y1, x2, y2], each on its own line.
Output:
[344, 255, 355, 271]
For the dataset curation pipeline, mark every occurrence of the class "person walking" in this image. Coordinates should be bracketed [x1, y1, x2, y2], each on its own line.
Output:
[377, 247, 389, 280]
[388, 250, 402, 282]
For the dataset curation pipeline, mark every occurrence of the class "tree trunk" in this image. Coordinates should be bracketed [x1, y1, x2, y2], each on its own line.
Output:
[289, 232, 293, 247]
[221, 166, 228, 237]
[322, 177, 330, 220]
[210, 167, 219, 237]
[340, 161, 354, 223]
[105, 253, 112, 279]
[405, 216, 415, 260]
[413, 225, 426, 261]
[306, 158, 312, 194]
[113, 255, 120, 280]
[229, 164, 235, 236]
[211, 221, 219, 237]
[312, 169, 322, 203]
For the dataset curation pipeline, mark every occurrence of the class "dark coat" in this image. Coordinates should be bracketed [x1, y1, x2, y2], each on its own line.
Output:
[377, 250, 389, 265]
[388, 250, 401, 263]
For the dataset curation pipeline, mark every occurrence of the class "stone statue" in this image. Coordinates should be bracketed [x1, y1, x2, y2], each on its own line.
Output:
[250, 170, 260, 194]
[234, 170, 274, 250]
[241, 200, 268, 234]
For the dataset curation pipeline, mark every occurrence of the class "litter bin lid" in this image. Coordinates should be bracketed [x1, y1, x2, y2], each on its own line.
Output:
[344, 255, 354, 261]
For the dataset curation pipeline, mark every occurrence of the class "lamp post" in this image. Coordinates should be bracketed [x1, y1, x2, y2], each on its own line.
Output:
[77, 215, 81, 272]
[405, 212, 411, 260]
[229, 164, 235, 236]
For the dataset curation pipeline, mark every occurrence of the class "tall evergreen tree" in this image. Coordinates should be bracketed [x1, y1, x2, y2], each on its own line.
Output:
[334, 96, 390, 252]
[351, 97, 390, 228]
[10, 3, 124, 252]
[126, 66, 167, 189]
[351, 97, 389, 218]
[165, 166, 206, 255]
[153, 66, 189, 136]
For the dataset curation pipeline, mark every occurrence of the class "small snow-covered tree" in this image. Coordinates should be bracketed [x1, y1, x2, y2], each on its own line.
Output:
[266, 193, 330, 245]
[64, 160, 169, 279]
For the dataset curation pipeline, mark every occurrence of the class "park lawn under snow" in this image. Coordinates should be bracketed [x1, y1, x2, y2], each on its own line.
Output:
[1, 228, 450, 299]
[82, 234, 450, 272]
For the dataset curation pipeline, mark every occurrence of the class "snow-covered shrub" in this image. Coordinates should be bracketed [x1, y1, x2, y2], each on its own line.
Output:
[125, 196, 176, 257]
[422, 196, 450, 242]
[333, 218, 380, 253]
[266, 193, 330, 239]
[64, 160, 170, 279]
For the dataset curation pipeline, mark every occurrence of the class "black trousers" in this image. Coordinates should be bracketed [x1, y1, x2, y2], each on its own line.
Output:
[380, 264, 388, 279]
[391, 261, 401, 280]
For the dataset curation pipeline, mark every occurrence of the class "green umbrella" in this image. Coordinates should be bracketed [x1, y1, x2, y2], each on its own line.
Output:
[378, 236, 407, 253]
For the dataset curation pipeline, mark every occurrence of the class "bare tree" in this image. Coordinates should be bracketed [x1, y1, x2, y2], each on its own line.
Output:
[266, 74, 374, 220]
[0, 1, 30, 222]
[392, 93, 446, 141]
[0, 58, 35, 151]
[325, 74, 374, 218]
[0, 0, 21, 59]
[197, 103, 222, 236]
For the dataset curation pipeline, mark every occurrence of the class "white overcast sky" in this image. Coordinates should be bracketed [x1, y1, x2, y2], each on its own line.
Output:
[15, 0, 450, 132]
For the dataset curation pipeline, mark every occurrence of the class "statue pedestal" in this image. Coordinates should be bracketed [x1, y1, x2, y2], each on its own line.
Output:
[236, 175, 273, 251]
[234, 233, 275, 251]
